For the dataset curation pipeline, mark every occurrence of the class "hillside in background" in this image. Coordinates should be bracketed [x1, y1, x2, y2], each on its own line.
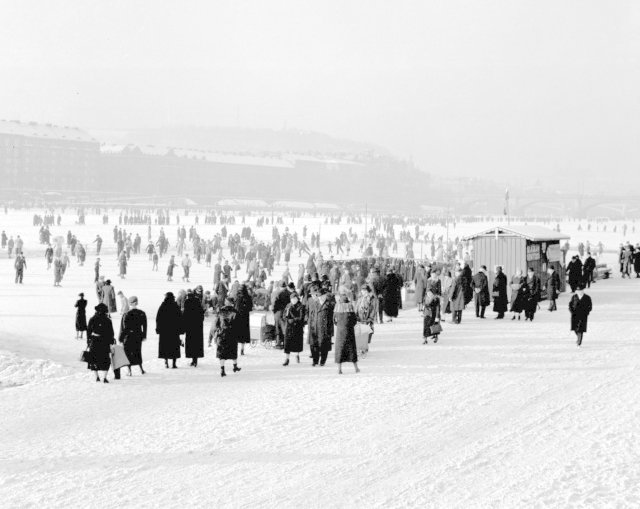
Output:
[90, 126, 390, 158]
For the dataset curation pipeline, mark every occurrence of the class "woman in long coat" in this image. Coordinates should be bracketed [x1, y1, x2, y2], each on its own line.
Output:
[182, 291, 205, 367]
[509, 270, 526, 320]
[75, 293, 87, 339]
[569, 285, 592, 347]
[101, 280, 117, 314]
[308, 289, 334, 366]
[234, 284, 253, 356]
[118, 296, 147, 375]
[492, 266, 508, 319]
[213, 298, 241, 377]
[413, 265, 427, 312]
[283, 292, 305, 365]
[382, 269, 402, 322]
[355, 284, 377, 341]
[448, 271, 465, 324]
[86, 303, 115, 383]
[333, 295, 359, 374]
[156, 292, 182, 368]
[439, 270, 452, 316]
[422, 290, 441, 344]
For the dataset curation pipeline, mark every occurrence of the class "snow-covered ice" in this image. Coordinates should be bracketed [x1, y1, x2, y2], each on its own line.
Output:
[0, 211, 639, 508]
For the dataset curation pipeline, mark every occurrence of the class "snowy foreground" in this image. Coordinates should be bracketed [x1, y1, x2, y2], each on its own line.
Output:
[1, 212, 639, 508]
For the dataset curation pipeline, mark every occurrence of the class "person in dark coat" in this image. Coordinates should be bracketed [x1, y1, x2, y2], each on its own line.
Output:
[212, 298, 241, 377]
[569, 285, 592, 347]
[333, 294, 360, 374]
[523, 267, 541, 321]
[566, 255, 583, 293]
[156, 292, 182, 369]
[422, 290, 441, 344]
[546, 266, 561, 311]
[461, 263, 473, 306]
[234, 284, 253, 356]
[182, 290, 205, 367]
[86, 303, 115, 383]
[118, 296, 147, 375]
[308, 287, 334, 366]
[447, 270, 465, 324]
[582, 252, 596, 288]
[75, 293, 88, 339]
[272, 281, 290, 348]
[382, 268, 402, 322]
[492, 266, 508, 319]
[282, 292, 305, 365]
[471, 266, 490, 319]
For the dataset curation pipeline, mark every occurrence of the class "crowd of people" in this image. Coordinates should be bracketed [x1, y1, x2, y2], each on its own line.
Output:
[2, 206, 635, 382]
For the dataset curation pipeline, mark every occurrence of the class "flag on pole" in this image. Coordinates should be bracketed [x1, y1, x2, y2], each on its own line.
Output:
[503, 188, 509, 216]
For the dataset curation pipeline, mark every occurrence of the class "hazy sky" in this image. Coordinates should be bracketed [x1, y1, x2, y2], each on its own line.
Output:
[2, 1, 639, 188]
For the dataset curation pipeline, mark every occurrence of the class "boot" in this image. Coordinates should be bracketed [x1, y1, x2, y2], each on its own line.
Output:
[233, 365, 241, 373]
[296, 354, 300, 363]
[172, 360, 177, 369]
[220, 366, 226, 377]
[283, 358, 289, 366]
[103, 378, 109, 383]
[164, 360, 169, 369]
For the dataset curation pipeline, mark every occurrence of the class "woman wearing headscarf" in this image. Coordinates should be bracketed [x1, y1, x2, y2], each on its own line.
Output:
[333, 294, 360, 374]
[85, 303, 115, 383]
[213, 297, 242, 377]
[156, 292, 182, 369]
[234, 283, 253, 356]
[447, 269, 465, 324]
[355, 284, 376, 347]
[75, 292, 87, 340]
[119, 295, 147, 375]
[413, 264, 427, 313]
[183, 290, 205, 367]
[282, 292, 305, 366]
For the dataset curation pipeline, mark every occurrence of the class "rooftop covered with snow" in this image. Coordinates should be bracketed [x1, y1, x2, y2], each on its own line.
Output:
[463, 224, 570, 242]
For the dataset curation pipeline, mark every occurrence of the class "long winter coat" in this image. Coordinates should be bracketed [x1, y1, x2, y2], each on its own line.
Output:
[333, 304, 358, 363]
[471, 272, 490, 307]
[524, 275, 541, 313]
[119, 308, 147, 365]
[183, 295, 204, 359]
[569, 294, 592, 333]
[234, 291, 253, 344]
[461, 265, 474, 305]
[101, 284, 117, 313]
[283, 301, 305, 353]
[492, 272, 508, 313]
[448, 277, 465, 312]
[382, 273, 403, 317]
[214, 306, 238, 360]
[546, 270, 561, 300]
[510, 276, 526, 312]
[414, 267, 427, 305]
[308, 296, 334, 351]
[156, 297, 182, 359]
[75, 298, 87, 331]
[86, 312, 115, 371]
[567, 259, 583, 288]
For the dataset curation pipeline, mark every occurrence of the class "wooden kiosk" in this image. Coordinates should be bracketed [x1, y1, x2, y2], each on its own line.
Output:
[463, 225, 570, 298]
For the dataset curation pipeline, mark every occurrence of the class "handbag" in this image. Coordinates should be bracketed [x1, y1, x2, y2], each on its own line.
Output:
[80, 350, 91, 362]
[429, 323, 443, 335]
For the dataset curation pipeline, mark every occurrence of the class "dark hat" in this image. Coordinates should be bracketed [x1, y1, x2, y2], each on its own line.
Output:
[94, 303, 109, 313]
[577, 284, 586, 290]
[78, 293, 84, 297]
[165, 292, 175, 300]
[105, 279, 111, 285]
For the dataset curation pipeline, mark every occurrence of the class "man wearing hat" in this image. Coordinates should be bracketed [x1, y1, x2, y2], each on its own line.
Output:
[471, 266, 490, 319]
[569, 284, 592, 347]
